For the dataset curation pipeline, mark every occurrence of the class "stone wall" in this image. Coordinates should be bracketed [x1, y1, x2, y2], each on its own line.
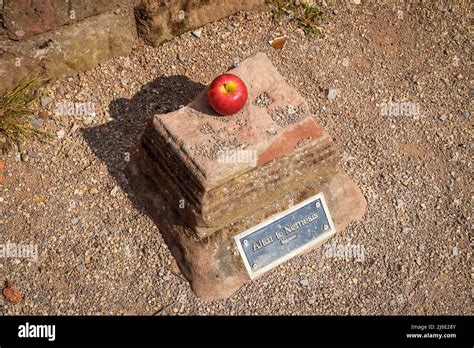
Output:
[0, 0, 264, 97]
[135, 0, 265, 46]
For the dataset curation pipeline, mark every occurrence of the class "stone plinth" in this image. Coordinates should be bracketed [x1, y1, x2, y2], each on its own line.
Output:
[126, 53, 366, 300]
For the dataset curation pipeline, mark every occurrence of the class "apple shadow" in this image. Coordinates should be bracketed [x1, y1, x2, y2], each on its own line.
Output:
[187, 89, 222, 117]
[82, 75, 206, 214]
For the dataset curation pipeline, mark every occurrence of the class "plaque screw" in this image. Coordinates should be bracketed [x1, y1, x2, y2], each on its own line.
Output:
[252, 263, 258, 270]
[243, 240, 249, 246]
[323, 224, 329, 230]
[315, 202, 321, 208]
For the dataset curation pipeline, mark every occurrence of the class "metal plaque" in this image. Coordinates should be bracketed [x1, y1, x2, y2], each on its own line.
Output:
[234, 192, 336, 279]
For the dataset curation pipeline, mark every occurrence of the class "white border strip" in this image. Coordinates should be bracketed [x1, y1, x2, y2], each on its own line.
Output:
[234, 192, 336, 280]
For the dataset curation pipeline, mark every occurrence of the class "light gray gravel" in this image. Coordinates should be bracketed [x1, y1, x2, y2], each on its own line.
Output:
[327, 88, 340, 100]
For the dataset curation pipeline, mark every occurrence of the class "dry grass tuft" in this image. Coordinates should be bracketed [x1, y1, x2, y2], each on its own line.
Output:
[0, 75, 52, 153]
[273, 0, 325, 37]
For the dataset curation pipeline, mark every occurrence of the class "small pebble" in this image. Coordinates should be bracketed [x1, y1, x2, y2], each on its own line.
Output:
[76, 262, 84, 272]
[295, 28, 305, 37]
[191, 29, 202, 38]
[110, 186, 120, 197]
[70, 217, 79, 225]
[38, 110, 49, 120]
[27, 149, 39, 158]
[30, 118, 44, 127]
[341, 151, 352, 163]
[327, 89, 340, 100]
[299, 278, 309, 287]
[107, 226, 119, 234]
[40, 96, 52, 107]
[395, 198, 405, 209]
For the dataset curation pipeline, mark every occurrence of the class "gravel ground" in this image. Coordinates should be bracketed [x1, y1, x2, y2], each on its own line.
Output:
[0, 1, 471, 315]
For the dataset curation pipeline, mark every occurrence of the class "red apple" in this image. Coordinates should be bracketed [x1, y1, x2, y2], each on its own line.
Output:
[207, 73, 248, 116]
